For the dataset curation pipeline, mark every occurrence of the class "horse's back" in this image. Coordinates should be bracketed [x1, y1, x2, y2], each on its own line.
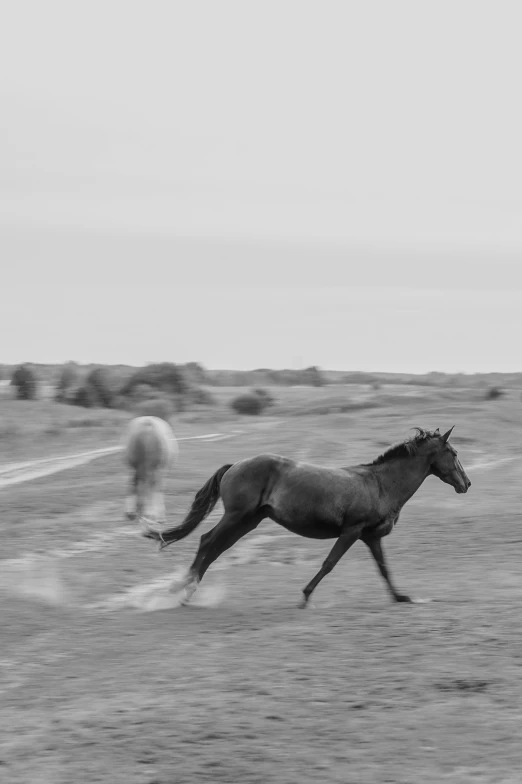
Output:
[124, 416, 178, 470]
[223, 452, 352, 486]
[221, 452, 372, 530]
[221, 452, 346, 502]
[223, 452, 293, 481]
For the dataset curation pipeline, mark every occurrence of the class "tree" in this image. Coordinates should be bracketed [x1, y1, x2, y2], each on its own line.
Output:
[55, 362, 78, 402]
[85, 367, 114, 407]
[302, 366, 325, 387]
[11, 364, 38, 400]
[183, 362, 208, 384]
[72, 367, 114, 408]
[121, 363, 188, 402]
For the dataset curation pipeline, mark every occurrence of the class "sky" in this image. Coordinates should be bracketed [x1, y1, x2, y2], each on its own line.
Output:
[1, 0, 521, 372]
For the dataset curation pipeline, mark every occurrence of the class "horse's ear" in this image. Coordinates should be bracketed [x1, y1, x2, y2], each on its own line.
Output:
[441, 426, 455, 444]
[435, 428, 440, 435]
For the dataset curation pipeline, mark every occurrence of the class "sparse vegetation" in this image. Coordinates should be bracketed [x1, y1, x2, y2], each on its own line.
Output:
[8, 359, 522, 411]
[6, 360, 522, 423]
[207, 366, 326, 387]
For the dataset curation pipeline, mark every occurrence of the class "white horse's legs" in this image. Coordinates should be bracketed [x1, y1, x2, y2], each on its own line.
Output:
[136, 478, 166, 535]
[145, 475, 166, 523]
[125, 474, 138, 520]
[124, 494, 137, 520]
[125, 469, 139, 521]
[154, 489, 166, 523]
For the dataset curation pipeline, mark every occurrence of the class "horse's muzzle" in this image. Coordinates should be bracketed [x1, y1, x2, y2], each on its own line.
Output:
[455, 476, 471, 494]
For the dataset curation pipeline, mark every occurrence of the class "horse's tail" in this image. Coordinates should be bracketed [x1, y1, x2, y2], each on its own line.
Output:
[144, 464, 233, 549]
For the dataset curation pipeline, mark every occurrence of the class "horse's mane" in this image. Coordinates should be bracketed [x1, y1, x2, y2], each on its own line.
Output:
[370, 428, 439, 465]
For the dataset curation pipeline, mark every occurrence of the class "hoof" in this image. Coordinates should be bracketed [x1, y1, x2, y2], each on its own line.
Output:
[394, 594, 413, 603]
[166, 584, 186, 597]
[180, 583, 198, 606]
[394, 594, 432, 604]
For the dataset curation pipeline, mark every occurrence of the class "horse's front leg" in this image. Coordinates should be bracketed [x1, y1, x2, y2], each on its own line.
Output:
[362, 533, 415, 603]
[300, 525, 364, 608]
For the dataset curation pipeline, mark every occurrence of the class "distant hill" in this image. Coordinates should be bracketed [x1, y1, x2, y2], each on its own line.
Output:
[2, 363, 521, 391]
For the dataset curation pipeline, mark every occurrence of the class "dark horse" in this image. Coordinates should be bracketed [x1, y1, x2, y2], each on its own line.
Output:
[144, 427, 470, 607]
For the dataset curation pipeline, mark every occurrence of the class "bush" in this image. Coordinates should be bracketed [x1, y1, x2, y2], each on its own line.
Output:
[231, 394, 264, 415]
[252, 388, 275, 407]
[485, 386, 504, 400]
[230, 390, 274, 415]
[11, 364, 38, 400]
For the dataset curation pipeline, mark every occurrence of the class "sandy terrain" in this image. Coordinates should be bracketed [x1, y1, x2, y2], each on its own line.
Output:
[1, 396, 522, 783]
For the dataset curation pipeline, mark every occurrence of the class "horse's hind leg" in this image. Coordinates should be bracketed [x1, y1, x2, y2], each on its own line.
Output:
[152, 474, 166, 523]
[156, 491, 166, 523]
[125, 472, 138, 520]
[179, 513, 261, 603]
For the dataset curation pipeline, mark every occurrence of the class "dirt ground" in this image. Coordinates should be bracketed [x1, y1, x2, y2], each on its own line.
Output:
[1, 393, 522, 783]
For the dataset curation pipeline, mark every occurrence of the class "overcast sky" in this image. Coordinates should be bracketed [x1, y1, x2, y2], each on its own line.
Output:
[1, 1, 521, 371]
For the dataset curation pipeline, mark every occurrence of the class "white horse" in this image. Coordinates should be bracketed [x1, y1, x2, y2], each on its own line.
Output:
[123, 416, 178, 532]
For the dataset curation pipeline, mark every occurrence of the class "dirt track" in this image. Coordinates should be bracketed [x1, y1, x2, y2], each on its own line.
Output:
[0, 446, 123, 489]
[1, 408, 522, 783]
[0, 431, 241, 490]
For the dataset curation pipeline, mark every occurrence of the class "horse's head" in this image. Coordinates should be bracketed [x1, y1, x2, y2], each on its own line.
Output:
[429, 426, 471, 494]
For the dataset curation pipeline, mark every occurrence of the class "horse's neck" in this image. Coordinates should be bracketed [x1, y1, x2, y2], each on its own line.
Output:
[375, 455, 431, 509]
